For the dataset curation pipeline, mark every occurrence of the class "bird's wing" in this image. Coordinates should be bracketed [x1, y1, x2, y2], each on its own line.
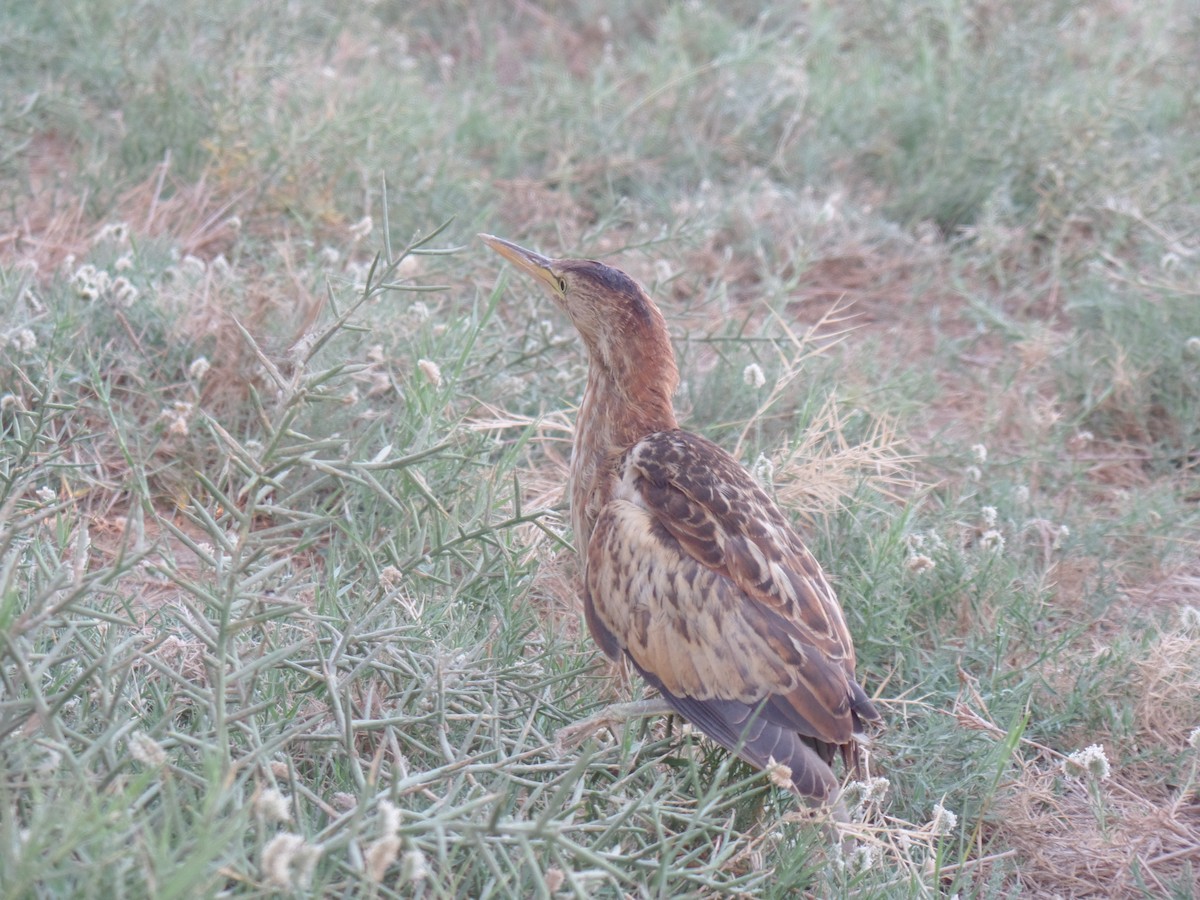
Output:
[584, 430, 877, 754]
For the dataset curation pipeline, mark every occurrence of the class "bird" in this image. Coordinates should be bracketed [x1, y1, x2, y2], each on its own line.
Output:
[480, 233, 880, 811]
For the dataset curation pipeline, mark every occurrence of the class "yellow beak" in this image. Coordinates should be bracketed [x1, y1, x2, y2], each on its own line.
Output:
[479, 234, 560, 294]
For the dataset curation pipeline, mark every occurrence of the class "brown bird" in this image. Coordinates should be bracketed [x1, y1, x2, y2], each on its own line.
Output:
[481, 234, 880, 810]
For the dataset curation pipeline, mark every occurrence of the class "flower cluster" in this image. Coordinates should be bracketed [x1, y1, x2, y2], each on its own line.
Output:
[1062, 743, 1111, 782]
[70, 263, 139, 306]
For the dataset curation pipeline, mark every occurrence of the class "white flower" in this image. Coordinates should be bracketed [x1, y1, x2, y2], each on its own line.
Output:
[980, 529, 1004, 553]
[929, 802, 958, 835]
[857, 776, 890, 806]
[8, 328, 37, 352]
[111, 277, 138, 306]
[95, 221, 130, 245]
[349, 216, 373, 240]
[160, 401, 193, 438]
[36, 485, 56, 503]
[1186, 336, 1200, 357]
[180, 255, 207, 278]
[71, 264, 111, 301]
[187, 357, 211, 381]
[850, 843, 876, 872]
[964, 465, 982, 482]
[981, 506, 997, 528]
[743, 363, 766, 389]
[970, 444, 988, 464]
[1062, 743, 1111, 782]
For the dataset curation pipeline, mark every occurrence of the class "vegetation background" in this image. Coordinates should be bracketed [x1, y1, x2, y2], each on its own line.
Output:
[2, 0, 1198, 896]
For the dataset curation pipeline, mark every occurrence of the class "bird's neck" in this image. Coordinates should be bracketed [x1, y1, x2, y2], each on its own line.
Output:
[570, 356, 678, 553]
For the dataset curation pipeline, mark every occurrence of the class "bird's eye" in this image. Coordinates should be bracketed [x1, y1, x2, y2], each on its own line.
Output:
[557, 277, 567, 293]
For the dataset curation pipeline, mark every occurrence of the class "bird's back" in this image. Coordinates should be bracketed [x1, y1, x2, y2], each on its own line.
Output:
[582, 429, 878, 803]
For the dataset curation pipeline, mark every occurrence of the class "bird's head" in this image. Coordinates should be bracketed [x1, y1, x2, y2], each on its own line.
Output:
[480, 234, 678, 396]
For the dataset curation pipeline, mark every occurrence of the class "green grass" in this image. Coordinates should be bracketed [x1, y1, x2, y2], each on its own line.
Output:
[3, 0, 1200, 896]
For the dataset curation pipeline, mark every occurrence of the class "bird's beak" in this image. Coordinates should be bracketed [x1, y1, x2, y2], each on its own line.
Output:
[479, 234, 560, 294]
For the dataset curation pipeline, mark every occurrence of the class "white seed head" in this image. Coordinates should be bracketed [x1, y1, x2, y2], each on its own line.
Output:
[128, 731, 167, 768]
[261, 833, 320, 889]
[401, 848, 428, 882]
[417, 359, 442, 387]
[750, 453, 775, 489]
[906, 553, 936, 573]
[1053, 524, 1070, 549]
[742, 363, 766, 389]
[378, 799, 401, 836]
[544, 867, 566, 892]
[364, 835, 401, 882]
[764, 757, 793, 790]
[971, 443, 988, 464]
[981, 506, 998, 528]
[254, 788, 292, 824]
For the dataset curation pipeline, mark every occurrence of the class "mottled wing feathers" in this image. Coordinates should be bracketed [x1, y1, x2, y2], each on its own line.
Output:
[583, 429, 878, 799]
[653, 689, 840, 801]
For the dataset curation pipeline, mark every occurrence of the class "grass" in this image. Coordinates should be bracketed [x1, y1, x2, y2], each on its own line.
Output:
[3, 0, 1199, 895]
